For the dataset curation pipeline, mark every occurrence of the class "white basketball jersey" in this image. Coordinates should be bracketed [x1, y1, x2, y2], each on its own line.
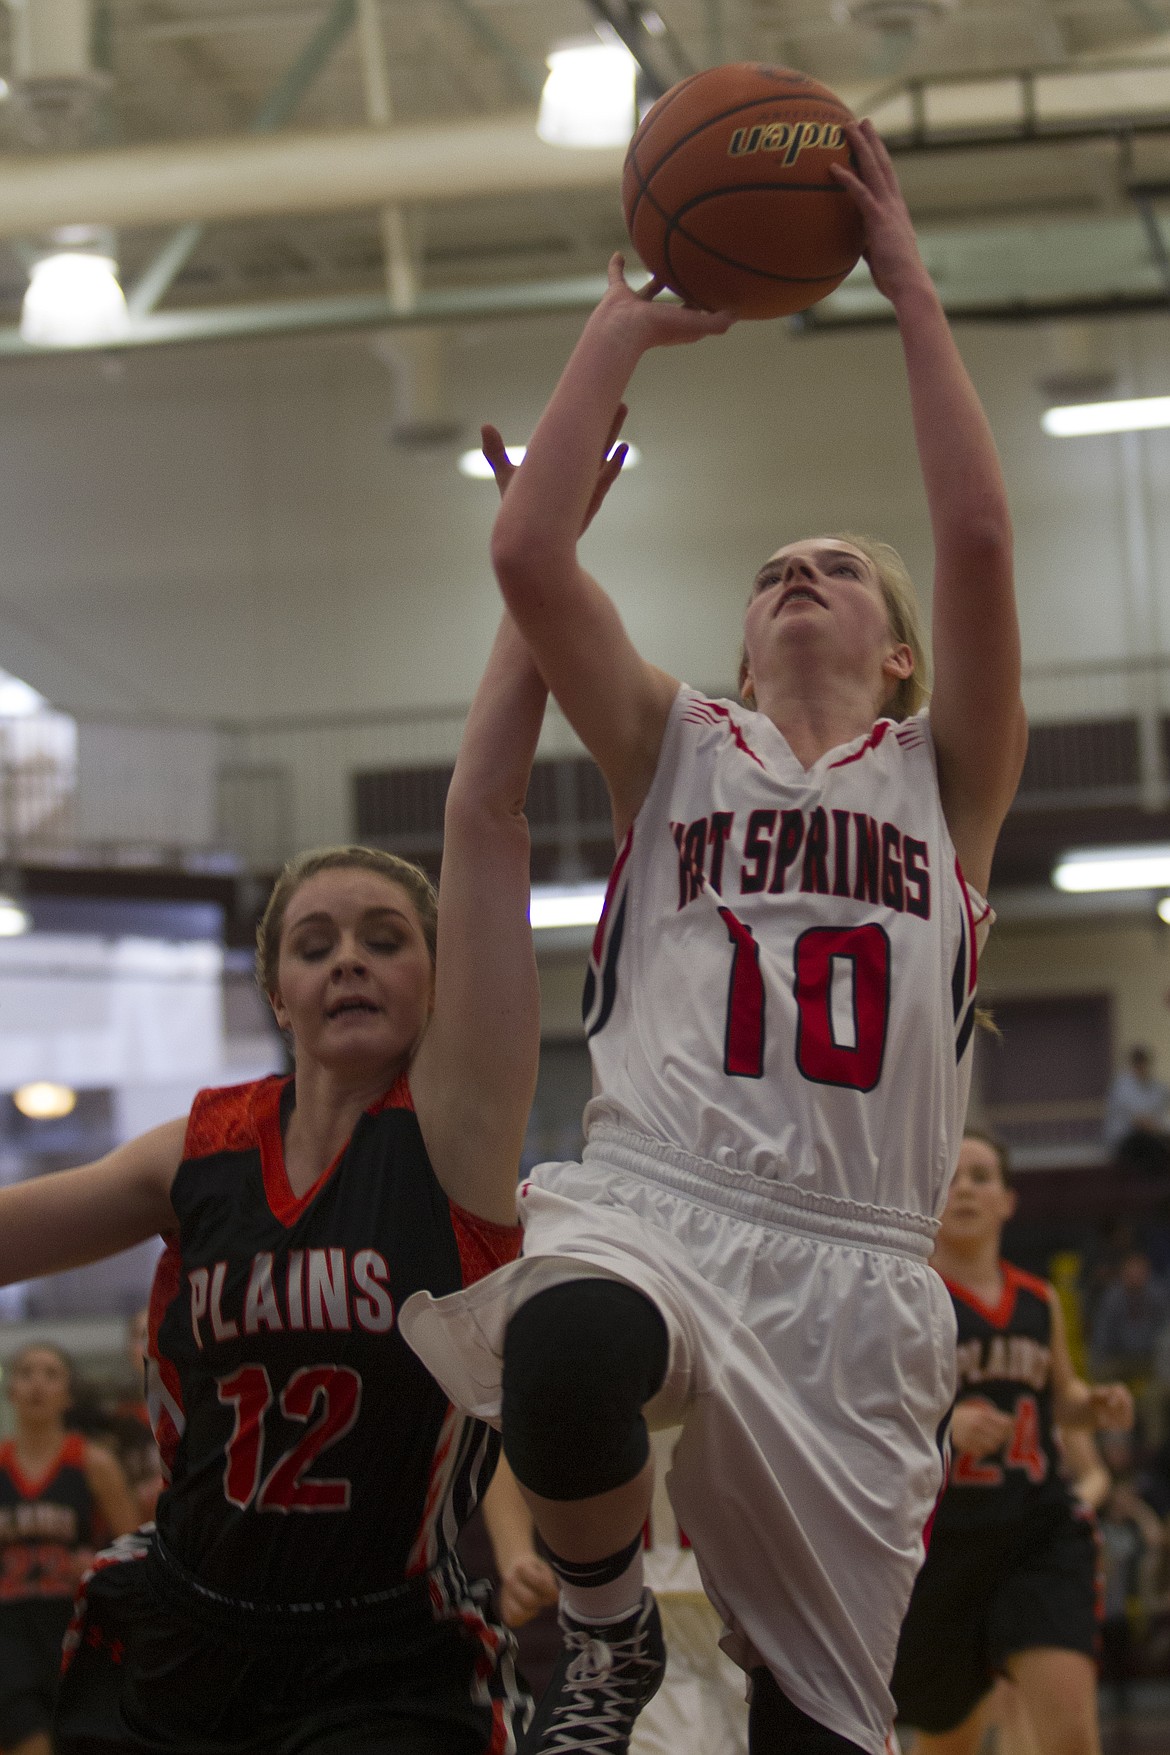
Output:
[582, 686, 988, 1220]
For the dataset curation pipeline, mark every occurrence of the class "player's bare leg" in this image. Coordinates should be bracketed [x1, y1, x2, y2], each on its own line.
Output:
[909, 1696, 990, 1755]
[1005, 1649, 1100, 1755]
[519, 1459, 654, 1563]
[515, 1464, 665, 1755]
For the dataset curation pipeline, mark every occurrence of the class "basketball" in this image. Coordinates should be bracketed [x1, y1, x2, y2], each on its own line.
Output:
[621, 63, 864, 320]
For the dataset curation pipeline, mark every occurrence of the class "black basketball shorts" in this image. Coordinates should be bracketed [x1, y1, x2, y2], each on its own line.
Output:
[0, 1594, 74, 1746]
[891, 1503, 1099, 1735]
[54, 1532, 532, 1755]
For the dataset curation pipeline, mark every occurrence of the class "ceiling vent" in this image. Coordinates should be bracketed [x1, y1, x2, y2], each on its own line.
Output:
[5, 0, 108, 148]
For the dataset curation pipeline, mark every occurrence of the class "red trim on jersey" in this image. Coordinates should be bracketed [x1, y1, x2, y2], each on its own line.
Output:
[367, 1072, 414, 1116]
[252, 1077, 341, 1226]
[0, 1432, 86, 1500]
[449, 1201, 521, 1288]
[184, 1072, 418, 1227]
[682, 698, 766, 769]
[407, 1405, 459, 1576]
[182, 1079, 277, 1162]
[148, 1237, 185, 1477]
[592, 828, 634, 962]
[827, 719, 891, 769]
[942, 1261, 1048, 1331]
[455, 1600, 510, 1755]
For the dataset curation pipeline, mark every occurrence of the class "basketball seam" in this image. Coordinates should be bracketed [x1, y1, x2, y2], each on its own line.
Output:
[624, 71, 707, 235]
[656, 183, 859, 292]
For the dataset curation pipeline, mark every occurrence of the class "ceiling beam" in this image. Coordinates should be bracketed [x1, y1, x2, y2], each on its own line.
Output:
[0, 115, 627, 241]
[128, 0, 359, 316]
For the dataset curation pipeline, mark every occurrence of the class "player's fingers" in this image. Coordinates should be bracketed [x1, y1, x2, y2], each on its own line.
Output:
[859, 117, 900, 189]
[607, 251, 629, 288]
[841, 118, 877, 178]
[637, 274, 669, 301]
[851, 116, 890, 175]
[599, 444, 628, 488]
[602, 402, 629, 459]
[480, 423, 513, 475]
[828, 161, 870, 205]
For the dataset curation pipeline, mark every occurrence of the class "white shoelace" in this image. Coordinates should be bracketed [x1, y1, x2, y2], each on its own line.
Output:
[538, 1621, 663, 1754]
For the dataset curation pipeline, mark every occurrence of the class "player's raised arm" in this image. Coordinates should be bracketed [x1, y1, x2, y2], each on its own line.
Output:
[413, 424, 628, 1223]
[0, 1119, 183, 1287]
[490, 258, 732, 834]
[410, 606, 544, 1227]
[832, 122, 1026, 895]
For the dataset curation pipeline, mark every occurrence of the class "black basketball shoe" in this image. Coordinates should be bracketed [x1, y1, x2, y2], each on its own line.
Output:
[521, 1588, 666, 1753]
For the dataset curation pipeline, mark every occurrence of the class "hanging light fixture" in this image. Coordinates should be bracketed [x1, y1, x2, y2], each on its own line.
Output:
[0, 892, 30, 936]
[13, 1081, 77, 1120]
[20, 252, 130, 348]
[537, 40, 638, 149]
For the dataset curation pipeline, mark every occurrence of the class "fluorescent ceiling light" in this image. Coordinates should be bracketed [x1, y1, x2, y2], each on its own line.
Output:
[13, 1081, 76, 1121]
[537, 41, 637, 149]
[458, 442, 640, 480]
[21, 253, 130, 348]
[1052, 845, 1170, 892]
[1042, 396, 1170, 437]
[530, 883, 607, 930]
[0, 894, 30, 936]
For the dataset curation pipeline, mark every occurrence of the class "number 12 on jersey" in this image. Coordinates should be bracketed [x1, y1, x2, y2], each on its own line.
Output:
[217, 1364, 361, 1513]
[720, 908, 891, 1092]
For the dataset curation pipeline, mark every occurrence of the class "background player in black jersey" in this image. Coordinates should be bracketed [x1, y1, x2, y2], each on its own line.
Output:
[0, 1343, 136, 1755]
[0, 428, 629, 1755]
[892, 1132, 1133, 1755]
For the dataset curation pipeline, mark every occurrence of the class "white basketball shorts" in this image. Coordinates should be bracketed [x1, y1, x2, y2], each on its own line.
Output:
[400, 1120, 956, 1755]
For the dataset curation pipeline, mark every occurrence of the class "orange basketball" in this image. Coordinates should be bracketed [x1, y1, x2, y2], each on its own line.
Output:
[621, 63, 864, 320]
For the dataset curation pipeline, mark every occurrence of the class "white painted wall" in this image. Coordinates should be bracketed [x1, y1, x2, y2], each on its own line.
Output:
[0, 307, 1169, 736]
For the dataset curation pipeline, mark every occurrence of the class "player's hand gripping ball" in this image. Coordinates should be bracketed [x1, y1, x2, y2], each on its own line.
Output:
[621, 62, 864, 320]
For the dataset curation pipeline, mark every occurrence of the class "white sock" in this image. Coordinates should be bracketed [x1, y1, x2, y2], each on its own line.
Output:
[557, 1545, 645, 1627]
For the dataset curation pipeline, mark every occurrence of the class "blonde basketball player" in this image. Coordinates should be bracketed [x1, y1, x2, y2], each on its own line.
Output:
[402, 118, 1025, 1755]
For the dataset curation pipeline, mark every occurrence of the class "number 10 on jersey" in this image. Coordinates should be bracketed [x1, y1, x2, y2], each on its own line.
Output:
[720, 909, 891, 1092]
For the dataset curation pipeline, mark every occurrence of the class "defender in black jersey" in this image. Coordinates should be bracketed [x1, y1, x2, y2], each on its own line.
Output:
[0, 1343, 136, 1755]
[0, 435, 629, 1754]
[56, 1074, 527, 1754]
[892, 1133, 1132, 1755]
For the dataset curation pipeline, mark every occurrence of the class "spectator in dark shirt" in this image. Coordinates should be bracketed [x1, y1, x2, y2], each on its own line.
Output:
[1090, 1251, 1170, 1383]
[1104, 1046, 1170, 1175]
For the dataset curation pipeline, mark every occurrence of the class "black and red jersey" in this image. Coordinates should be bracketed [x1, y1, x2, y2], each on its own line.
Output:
[935, 1260, 1071, 1531]
[147, 1073, 519, 1606]
[0, 1433, 97, 1602]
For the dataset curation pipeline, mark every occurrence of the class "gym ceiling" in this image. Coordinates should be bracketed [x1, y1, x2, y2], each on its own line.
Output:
[0, 0, 1168, 354]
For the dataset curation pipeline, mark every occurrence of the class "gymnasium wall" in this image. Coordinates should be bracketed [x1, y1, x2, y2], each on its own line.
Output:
[0, 306, 1168, 735]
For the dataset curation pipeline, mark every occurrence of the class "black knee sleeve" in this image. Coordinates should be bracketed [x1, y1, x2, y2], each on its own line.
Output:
[501, 1279, 668, 1501]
